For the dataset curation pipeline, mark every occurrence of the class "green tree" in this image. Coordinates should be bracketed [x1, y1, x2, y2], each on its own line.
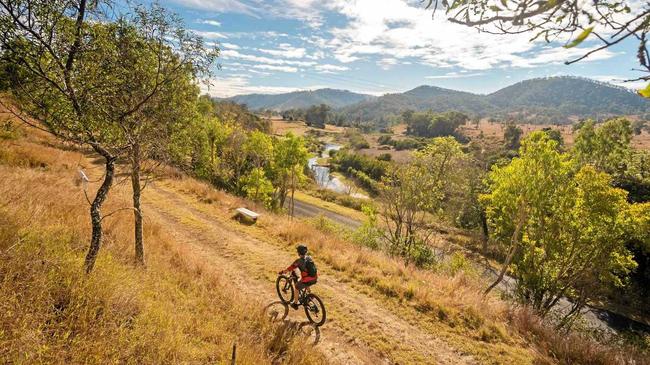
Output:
[405, 111, 468, 138]
[305, 104, 330, 129]
[378, 137, 466, 265]
[482, 132, 636, 323]
[503, 123, 523, 150]
[574, 118, 633, 177]
[271, 133, 308, 212]
[103, 4, 216, 266]
[241, 167, 274, 208]
[0, 0, 128, 273]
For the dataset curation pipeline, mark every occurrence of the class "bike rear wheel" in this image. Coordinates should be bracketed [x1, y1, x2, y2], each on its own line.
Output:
[276, 275, 294, 304]
[303, 293, 326, 326]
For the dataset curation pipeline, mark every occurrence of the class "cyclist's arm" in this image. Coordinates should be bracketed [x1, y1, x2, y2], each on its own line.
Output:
[280, 259, 299, 273]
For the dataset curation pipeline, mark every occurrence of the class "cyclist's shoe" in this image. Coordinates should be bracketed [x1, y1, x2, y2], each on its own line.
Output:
[290, 303, 299, 310]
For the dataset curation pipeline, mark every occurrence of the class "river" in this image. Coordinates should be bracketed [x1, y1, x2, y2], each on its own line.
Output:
[307, 143, 367, 199]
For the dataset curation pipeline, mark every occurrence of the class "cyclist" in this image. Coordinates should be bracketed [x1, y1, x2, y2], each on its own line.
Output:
[278, 244, 318, 309]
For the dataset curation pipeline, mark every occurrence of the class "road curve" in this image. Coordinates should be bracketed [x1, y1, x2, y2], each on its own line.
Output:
[285, 198, 362, 229]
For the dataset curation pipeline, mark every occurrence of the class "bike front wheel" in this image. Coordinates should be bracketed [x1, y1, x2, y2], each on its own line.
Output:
[276, 275, 294, 304]
[303, 293, 326, 326]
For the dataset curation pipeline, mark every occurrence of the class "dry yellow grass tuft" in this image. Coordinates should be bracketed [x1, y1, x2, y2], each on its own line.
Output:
[0, 128, 326, 364]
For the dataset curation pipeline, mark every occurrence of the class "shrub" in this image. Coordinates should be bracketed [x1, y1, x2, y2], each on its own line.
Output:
[377, 153, 392, 161]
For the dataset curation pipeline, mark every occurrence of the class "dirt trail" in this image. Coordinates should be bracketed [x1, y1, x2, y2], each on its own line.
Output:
[144, 184, 477, 365]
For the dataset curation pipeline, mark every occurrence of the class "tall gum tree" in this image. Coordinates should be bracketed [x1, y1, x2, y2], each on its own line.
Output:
[0, 0, 125, 273]
[101, 5, 216, 266]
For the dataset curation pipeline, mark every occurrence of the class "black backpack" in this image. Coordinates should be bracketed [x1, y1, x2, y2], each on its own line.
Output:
[305, 255, 317, 277]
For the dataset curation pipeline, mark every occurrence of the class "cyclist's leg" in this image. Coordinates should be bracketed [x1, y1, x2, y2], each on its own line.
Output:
[295, 280, 306, 304]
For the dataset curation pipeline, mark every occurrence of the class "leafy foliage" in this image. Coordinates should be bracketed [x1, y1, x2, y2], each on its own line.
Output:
[503, 123, 523, 150]
[378, 137, 467, 266]
[170, 105, 308, 210]
[404, 110, 469, 138]
[482, 132, 637, 321]
[304, 104, 330, 129]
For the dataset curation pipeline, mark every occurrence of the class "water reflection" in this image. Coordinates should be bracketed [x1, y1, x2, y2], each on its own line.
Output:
[308, 144, 367, 199]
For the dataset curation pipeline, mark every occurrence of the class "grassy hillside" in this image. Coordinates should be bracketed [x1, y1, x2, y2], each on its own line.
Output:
[0, 125, 325, 364]
[1, 117, 648, 364]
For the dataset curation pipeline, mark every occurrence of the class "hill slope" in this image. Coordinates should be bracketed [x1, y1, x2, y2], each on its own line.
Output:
[254, 77, 650, 125]
[341, 85, 493, 123]
[486, 77, 649, 115]
[224, 88, 374, 110]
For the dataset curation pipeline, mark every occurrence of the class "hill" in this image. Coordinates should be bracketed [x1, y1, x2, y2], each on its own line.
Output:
[223, 88, 374, 111]
[486, 77, 650, 116]
[338, 77, 650, 125]
[341, 85, 492, 124]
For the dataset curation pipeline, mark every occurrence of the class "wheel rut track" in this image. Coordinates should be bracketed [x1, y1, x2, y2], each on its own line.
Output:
[145, 184, 477, 365]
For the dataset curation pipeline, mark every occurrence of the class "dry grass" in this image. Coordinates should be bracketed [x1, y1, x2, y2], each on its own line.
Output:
[0, 126, 327, 364]
[271, 117, 345, 137]
[508, 308, 648, 365]
[460, 120, 650, 150]
[356, 146, 412, 164]
[267, 217, 649, 364]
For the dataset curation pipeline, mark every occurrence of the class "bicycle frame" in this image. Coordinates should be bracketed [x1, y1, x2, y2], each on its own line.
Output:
[287, 271, 312, 302]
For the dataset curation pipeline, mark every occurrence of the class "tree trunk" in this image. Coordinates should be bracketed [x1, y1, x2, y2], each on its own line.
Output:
[290, 168, 295, 218]
[480, 209, 489, 255]
[484, 207, 526, 295]
[84, 146, 116, 274]
[131, 142, 145, 266]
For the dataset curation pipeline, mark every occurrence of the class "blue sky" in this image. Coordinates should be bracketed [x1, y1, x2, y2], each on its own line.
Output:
[158, 0, 645, 97]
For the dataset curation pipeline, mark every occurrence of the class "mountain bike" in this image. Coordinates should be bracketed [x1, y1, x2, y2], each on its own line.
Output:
[276, 271, 327, 326]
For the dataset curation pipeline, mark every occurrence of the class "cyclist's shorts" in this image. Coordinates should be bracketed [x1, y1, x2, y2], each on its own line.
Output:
[296, 279, 317, 291]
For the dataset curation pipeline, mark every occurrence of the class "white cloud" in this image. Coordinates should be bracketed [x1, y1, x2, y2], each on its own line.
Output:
[314, 64, 349, 73]
[259, 44, 307, 58]
[425, 72, 484, 79]
[201, 76, 325, 97]
[220, 49, 317, 66]
[265, 0, 326, 28]
[325, 0, 616, 71]
[170, 0, 257, 17]
[253, 64, 299, 72]
[200, 19, 222, 27]
[219, 42, 240, 49]
[192, 30, 228, 39]
[377, 58, 398, 70]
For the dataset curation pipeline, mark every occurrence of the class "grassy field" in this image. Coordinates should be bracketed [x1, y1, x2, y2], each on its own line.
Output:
[271, 117, 345, 137]
[460, 120, 650, 150]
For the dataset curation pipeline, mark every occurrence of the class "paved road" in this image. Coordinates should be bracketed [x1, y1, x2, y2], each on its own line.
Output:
[285, 198, 362, 229]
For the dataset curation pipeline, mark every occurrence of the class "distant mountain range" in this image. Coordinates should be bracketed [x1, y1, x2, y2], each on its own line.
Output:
[222, 88, 374, 110]
[220, 77, 650, 125]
